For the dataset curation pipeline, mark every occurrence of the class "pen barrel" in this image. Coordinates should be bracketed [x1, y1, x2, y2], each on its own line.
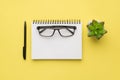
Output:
[23, 46, 26, 60]
[23, 21, 27, 60]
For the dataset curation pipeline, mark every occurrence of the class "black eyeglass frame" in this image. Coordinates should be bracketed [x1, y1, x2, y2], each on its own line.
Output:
[36, 25, 77, 37]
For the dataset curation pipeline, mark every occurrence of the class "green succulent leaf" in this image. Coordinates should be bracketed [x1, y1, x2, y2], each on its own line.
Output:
[98, 30, 107, 35]
[92, 20, 98, 27]
[94, 31, 98, 35]
[100, 22, 104, 26]
[88, 31, 94, 37]
[87, 25, 95, 31]
[96, 34, 103, 39]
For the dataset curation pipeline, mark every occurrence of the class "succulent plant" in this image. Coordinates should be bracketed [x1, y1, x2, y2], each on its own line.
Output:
[87, 20, 107, 40]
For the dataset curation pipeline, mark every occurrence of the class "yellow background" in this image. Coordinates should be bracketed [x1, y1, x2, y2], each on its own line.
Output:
[0, 0, 120, 80]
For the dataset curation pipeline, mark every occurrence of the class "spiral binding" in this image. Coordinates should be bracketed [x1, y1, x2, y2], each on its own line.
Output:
[33, 19, 81, 24]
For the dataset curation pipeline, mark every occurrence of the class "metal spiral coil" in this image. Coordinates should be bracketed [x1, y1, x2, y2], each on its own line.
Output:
[33, 19, 81, 24]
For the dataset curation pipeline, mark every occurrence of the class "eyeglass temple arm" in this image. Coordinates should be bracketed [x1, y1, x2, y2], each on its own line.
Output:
[66, 28, 76, 34]
[37, 27, 46, 33]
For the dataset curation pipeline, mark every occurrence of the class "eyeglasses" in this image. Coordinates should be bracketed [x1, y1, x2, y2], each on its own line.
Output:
[37, 25, 77, 37]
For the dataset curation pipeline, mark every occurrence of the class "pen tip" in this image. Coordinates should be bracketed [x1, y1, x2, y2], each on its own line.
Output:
[24, 21, 26, 23]
[24, 21, 27, 27]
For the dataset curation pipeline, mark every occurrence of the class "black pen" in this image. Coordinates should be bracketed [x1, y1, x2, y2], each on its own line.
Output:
[23, 21, 27, 60]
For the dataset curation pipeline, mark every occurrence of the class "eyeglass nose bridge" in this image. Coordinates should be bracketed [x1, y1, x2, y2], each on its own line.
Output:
[52, 29, 62, 36]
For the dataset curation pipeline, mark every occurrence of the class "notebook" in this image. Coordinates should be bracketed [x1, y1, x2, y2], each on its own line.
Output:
[31, 20, 82, 59]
